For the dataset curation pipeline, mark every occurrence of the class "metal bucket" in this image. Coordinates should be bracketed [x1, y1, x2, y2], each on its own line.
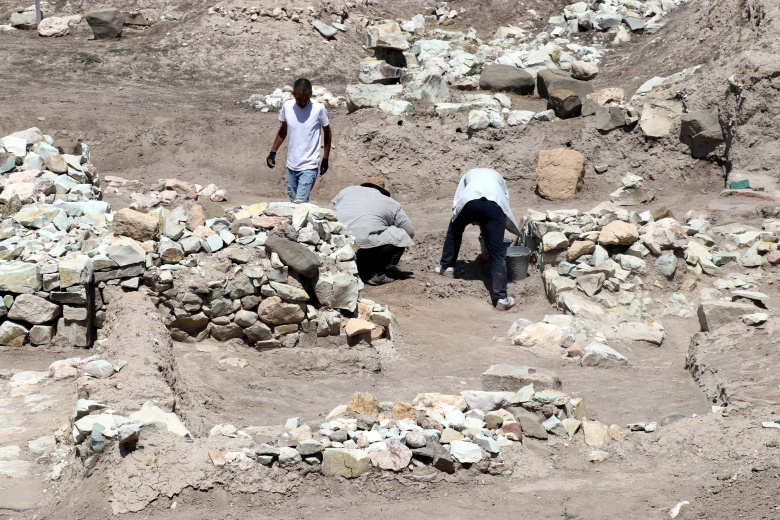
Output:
[506, 245, 532, 281]
[480, 237, 513, 256]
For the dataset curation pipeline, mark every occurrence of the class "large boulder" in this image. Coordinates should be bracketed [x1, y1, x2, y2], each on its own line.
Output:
[0, 321, 28, 347]
[537, 69, 594, 100]
[264, 235, 321, 277]
[7, 294, 61, 324]
[58, 254, 94, 288]
[365, 22, 409, 51]
[112, 208, 159, 242]
[548, 89, 582, 118]
[680, 108, 724, 157]
[258, 296, 305, 325]
[315, 272, 359, 312]
[38, 16, 72, 37]
[535, 148, 586, 200]
[598, 221, 639, 246]
[10, 12, 37, 30]
[358, 58, 404, 85]
[0, 262, 41, 293]
[84, 9, 124, 39]
[697, 300, 758, 332]
[322, 448, 371, 478]
[478, 64, 535, 95]
[345, 84, 398, 113]
[639, 98, 684, 138]
[404, 73, 451, 107]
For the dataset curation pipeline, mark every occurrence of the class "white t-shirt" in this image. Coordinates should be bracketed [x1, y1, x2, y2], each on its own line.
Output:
[278, 99, 330, 171]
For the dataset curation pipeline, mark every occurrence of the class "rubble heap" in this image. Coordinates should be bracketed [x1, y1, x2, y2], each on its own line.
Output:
[242, 85, 346, 112]
[0, 128, 399, 349]
[516, 172, 773, 364]
[65, 360, 643, 477]
[145, 201, 399, 348]
[343, 0, 688, 128]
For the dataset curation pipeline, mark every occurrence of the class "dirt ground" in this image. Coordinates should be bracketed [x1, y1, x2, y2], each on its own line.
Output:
[2, 0, 780, 518]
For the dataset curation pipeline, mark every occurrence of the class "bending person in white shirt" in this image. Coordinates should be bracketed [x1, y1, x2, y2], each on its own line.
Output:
[266, 78, 332, 203]
[435, 168, 521, 311]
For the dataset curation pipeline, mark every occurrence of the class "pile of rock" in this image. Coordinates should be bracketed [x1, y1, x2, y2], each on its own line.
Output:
[343, 11, 608, 122]
[203, 365, 597, 477]
[548, 0, 687, 38]
[144, 201, 399, 348]
[107, 177, 227, 210]
[1, 127, 99, 206]
[521, 177, 773, 341]
[339, 0, 692, 131]
[4, 7, 137, 39]
[0, 128, 399, 350]
[242, 85, 345, 112]
[207, 3, 349, 30]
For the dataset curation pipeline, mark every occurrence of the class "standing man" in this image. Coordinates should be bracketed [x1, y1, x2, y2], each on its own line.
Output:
[266, 78, 332, 203]
[435, 168, 522, 311]
[330, 177, 415, 286]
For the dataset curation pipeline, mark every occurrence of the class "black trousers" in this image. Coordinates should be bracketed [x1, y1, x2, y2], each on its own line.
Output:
[356, 245, 405, 281]
[440, 198, 507, 305]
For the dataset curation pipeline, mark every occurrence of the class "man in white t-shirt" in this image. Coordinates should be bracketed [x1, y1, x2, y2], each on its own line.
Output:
[266, 78, 332, 203]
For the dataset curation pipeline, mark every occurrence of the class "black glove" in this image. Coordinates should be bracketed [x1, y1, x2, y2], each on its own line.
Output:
[320, 158, 329, 176]
[266, 151, 276, 169]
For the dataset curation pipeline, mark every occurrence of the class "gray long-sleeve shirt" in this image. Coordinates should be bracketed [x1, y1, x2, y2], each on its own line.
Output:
[330, 186, 415, 249]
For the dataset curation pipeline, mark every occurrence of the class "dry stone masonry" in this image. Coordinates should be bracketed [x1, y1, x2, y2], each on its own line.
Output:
[0, 129, 399, 350]
[202, 365, 593, 477]
[511, 172, 776, 365]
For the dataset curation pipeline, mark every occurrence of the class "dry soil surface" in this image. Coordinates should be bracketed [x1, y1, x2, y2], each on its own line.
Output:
[2, 0, 780, 518]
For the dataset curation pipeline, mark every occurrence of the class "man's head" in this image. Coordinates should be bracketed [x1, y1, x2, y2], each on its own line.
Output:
[360, 177, 391, 197]
[293, 78, 313, 108]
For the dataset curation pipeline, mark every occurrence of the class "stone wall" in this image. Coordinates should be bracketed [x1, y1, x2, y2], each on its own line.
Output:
[0, 127, 399, 350]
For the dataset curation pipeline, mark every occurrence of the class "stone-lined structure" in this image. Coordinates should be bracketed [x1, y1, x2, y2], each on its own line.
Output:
[0, 128, 399, 350]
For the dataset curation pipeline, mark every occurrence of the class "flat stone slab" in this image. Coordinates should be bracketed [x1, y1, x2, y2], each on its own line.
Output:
[698, 300, 758, 332]
[482, 364, 562, 392]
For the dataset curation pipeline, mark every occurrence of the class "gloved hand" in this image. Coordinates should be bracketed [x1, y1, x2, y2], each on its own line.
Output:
[266, 151, 276, 169]
[320, 158, 329, 176]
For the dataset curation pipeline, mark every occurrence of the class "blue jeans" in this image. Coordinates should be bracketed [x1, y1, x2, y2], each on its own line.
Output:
[440, 198, 507, 305]
[286, 168, 317, 203]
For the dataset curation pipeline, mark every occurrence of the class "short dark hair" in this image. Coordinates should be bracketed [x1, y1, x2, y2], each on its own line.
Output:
[293, 78, 312, 94]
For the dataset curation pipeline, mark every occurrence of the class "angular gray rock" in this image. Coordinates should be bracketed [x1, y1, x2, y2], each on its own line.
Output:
[548, 89, 582, 118]
[7, 294, 61, 324]
[85, 9, 125, 39]
[264, 235, 321, 277]
[479, 64, 535, 95]
[322, 448, 371, 478]
[365, 22, 410, 51]
[448, 440, 482, 463]
[312, 20, 337, 39]
[680, 108, 724, 157]
[258, 296, 305, 325]
[654, 253, 677, 279]
[404, 73, 451, 107]
[537, 69, 594, 100]
[345, 84, 397, 113]
[580, 342, 628, 367]
[0, 320, 28, 347]
[358, 58, 404, 85]
[595, 105, 629, 132]
[697, 300, 758, 332]
[481, 364, 562, 392]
